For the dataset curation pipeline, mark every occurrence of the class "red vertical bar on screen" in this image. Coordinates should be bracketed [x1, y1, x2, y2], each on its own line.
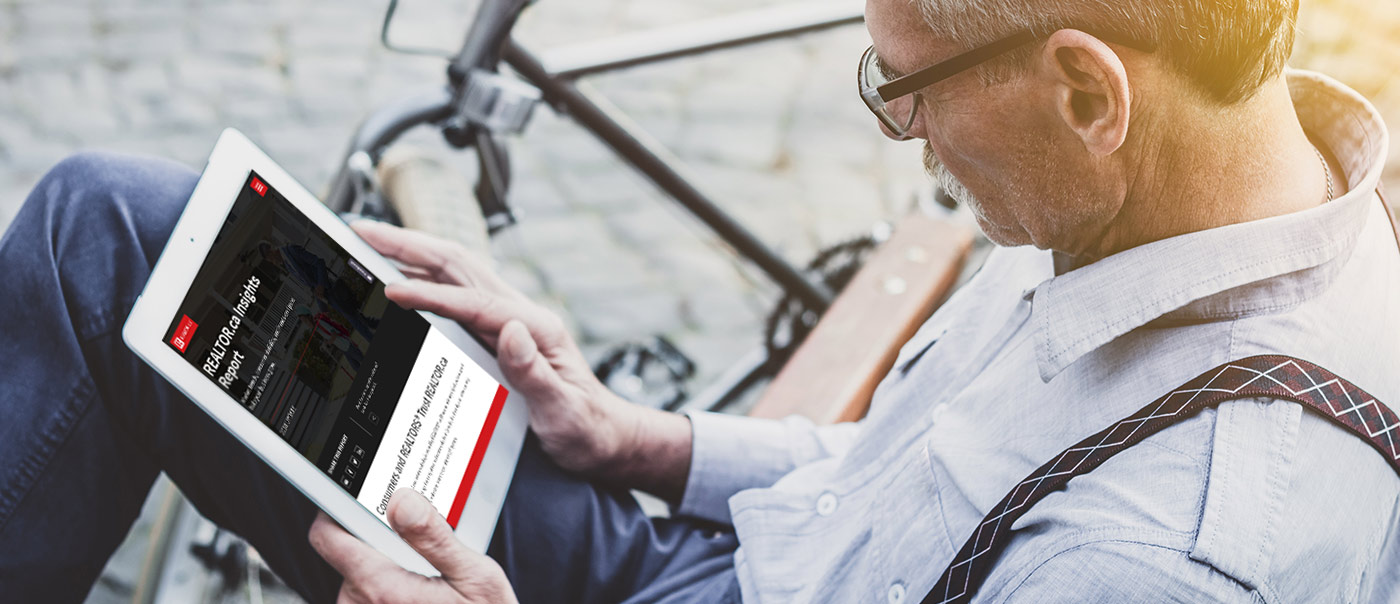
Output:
[445, 385, 510, 528]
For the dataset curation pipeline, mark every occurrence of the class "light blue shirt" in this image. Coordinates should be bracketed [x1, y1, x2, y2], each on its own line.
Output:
[680, 70, 1400, 603]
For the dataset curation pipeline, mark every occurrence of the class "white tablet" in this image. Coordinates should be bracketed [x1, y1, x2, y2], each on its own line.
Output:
[123, 128, 528, 576]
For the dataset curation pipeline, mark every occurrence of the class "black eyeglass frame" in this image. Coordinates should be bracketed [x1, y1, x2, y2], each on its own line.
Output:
[858, 29, 1157, 137]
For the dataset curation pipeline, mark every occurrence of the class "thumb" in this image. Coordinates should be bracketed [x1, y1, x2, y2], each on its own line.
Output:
[497, 319, 566, 403]
[387, 489, 476, 580]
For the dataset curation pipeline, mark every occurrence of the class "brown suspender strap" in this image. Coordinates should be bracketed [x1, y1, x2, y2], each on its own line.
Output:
[922, 355, 1397, 604]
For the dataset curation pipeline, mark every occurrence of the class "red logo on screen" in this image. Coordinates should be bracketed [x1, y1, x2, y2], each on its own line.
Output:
[171, 315, 197, 353]
[250, 177, 268, 196]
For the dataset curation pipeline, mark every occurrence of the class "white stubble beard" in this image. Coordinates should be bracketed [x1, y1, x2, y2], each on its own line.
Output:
[924, 142, 980, 208]
[925, 143, 986, 221]
[924, 142, 1029, 246]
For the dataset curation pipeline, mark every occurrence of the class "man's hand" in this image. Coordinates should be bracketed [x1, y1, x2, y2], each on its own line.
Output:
[309, 489, 517, 604]
[351, 221, 691, 499]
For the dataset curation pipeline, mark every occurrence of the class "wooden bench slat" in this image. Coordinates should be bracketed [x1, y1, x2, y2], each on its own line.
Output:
[748, 213, 974, 424]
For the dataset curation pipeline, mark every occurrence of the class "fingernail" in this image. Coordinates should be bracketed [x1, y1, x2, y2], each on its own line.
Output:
[400, 489, 432, 526]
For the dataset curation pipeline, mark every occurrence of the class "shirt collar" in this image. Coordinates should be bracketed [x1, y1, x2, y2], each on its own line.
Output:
[1031, 70, 1391, 382]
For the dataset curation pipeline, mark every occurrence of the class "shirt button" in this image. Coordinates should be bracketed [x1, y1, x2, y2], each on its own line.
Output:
[816, 492, 838, 516]
[930, 403, 948, 422]
[887, 582, 906, 604]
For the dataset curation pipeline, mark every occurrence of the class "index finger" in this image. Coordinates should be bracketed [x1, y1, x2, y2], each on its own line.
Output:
[351, 220, 492, 288]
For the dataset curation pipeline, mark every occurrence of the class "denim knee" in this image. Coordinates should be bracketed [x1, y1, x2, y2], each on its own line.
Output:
[6, 152, 201, 338]
[28, 151, 199, 261]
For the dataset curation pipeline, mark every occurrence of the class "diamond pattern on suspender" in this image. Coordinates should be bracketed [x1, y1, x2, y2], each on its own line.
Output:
[922, 355, 1398, 604]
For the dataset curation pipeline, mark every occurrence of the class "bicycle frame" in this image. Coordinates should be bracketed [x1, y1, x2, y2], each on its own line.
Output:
[536, 0, 866, 78]
[326, 0, 863, 310]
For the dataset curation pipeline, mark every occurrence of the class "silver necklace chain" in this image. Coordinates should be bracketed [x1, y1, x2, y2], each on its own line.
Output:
[1314, 144, 1335, 204]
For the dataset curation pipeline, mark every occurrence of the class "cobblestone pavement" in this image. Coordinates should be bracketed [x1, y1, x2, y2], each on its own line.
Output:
[2, 0, 1398, 602]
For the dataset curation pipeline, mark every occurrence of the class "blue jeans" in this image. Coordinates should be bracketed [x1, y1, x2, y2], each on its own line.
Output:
[0, 153, 740, 604]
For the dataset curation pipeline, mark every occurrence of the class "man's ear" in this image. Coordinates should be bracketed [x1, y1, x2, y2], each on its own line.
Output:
[1040, 29, 1131, 156]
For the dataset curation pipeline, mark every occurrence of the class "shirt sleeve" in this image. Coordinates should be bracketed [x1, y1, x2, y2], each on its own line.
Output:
[995, 540, 1258, 603]
[674, 411, 862, 524]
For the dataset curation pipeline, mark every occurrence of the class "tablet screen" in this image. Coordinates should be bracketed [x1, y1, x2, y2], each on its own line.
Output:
[161, 171, 507, 528]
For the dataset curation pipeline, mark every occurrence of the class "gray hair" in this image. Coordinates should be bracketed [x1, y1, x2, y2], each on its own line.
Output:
[912, 0, 1299, 104]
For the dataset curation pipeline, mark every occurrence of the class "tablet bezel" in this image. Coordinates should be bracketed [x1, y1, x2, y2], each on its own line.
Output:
[123, 128, 528, 576]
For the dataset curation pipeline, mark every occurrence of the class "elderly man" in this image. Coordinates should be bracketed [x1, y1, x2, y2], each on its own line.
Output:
[1, 0, 1397, 601]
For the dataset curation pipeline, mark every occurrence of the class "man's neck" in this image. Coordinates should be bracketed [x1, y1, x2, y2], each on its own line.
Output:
[1077, 77, 1335, 265]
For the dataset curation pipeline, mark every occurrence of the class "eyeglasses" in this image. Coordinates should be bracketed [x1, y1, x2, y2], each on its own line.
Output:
[858, 30, 1156, 139]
